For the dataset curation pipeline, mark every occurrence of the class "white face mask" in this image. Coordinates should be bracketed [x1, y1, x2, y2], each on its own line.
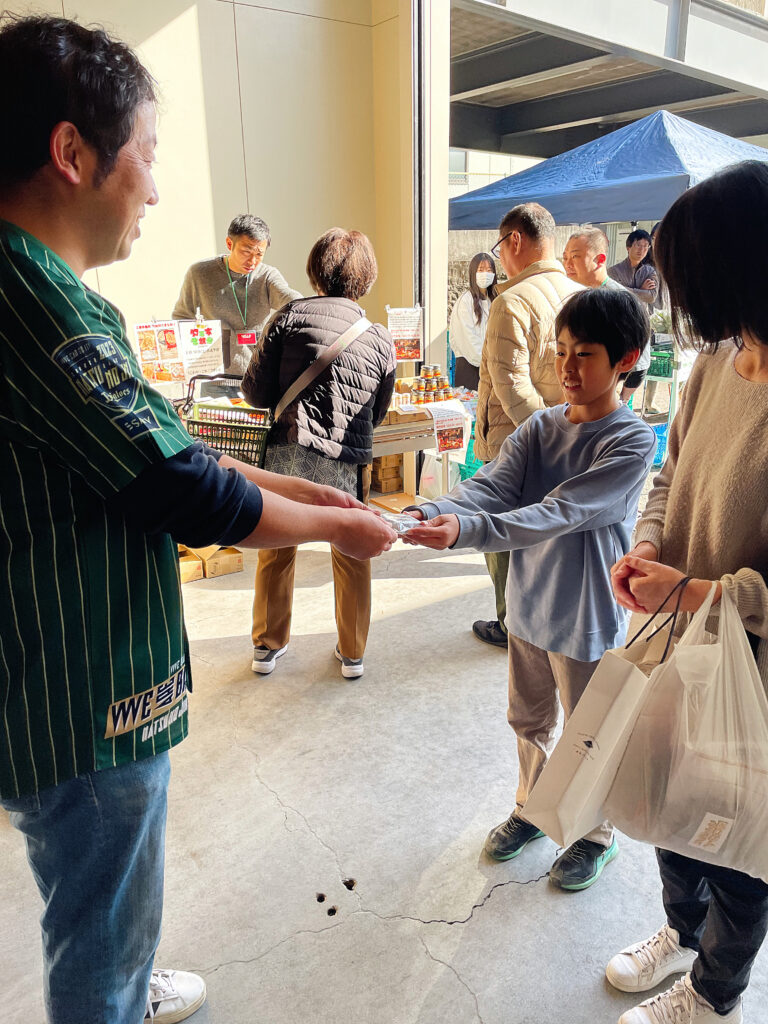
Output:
[476, 271, 494, 289]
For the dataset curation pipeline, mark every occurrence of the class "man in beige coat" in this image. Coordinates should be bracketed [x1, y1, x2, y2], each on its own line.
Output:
[472, 203, 583, 647]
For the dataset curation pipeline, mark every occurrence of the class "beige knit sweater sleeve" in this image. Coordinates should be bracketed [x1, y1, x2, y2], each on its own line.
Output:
[634, 353, 768, 639]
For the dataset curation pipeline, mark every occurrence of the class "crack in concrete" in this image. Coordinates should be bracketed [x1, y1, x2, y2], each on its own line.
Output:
[198, 920, 342, 977]
[418, 933, 483, 1024]
[357, 870, 549, 929]
[230, 694, 363, 910]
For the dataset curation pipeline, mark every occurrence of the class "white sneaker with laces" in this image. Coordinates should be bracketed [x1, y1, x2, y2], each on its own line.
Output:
[335, 645, 364, 679]
[618, 973, 742, 1024]
[252, 643, 288, 675]
[144, 969, 207, 1023]
[606, 924, 698, 992]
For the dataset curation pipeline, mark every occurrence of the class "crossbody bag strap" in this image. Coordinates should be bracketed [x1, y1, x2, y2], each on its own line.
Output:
[273, 316, 372, 422]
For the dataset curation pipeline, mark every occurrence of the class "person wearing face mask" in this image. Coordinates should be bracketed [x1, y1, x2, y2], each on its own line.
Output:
[448, 253, 499, 390]
[173, 213, 302, 378]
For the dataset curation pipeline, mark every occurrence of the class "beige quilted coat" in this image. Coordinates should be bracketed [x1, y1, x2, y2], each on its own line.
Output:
[474, 260, 584, 462]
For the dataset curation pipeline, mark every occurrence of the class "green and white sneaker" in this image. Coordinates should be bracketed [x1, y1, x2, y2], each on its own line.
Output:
[549, 836, 618, 890]
[484, 813, 545, 860]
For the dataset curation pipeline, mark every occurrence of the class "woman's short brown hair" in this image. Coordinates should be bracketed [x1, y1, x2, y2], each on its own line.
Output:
[306, 228, 377, 301]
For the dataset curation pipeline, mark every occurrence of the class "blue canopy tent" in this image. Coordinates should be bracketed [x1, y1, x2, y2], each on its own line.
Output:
[449, 110, 768, 229]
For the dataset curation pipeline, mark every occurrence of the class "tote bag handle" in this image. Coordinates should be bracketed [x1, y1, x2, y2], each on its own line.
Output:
[273, 316, 371, 422]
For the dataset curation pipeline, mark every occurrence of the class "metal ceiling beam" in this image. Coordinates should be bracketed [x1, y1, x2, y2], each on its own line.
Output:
[451, 102, 501, 152]
[452, 54, 617, 103]
[496, 70, 735, 136]
[451, 31, 607, 98]
[451, 0, 768, 100]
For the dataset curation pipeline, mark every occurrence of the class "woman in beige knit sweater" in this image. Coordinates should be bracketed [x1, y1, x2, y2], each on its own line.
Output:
[606, 161, 768, 1024]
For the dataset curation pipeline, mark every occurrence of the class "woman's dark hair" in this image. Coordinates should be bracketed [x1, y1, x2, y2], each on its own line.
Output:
[307, 228, 377, 301]
[467, 252, 498, 325]
[656, 161, 768, 350]
[626, 229, 651, 249]
[555, 287, 649, 378]
[0, 14, 157, 189]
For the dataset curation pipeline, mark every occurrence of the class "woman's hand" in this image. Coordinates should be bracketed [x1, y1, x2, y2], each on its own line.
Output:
[614, 555, 722, 614]
[402, 514, 460, 550]
[611, 542, 659, 612]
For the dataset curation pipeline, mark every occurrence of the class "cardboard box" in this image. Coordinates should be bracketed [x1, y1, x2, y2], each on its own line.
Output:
[372, 465, 402, 482]
[186, 545, 244, 578]
[178, 546, 204, 584]
[201, 546, 243, 578]
[391, 408, 430, 423]
[373, 454, 402, 470]
[372, 477, 402, 494]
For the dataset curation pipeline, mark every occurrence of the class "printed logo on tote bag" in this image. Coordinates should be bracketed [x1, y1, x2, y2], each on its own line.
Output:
[689, 813, 734, 853]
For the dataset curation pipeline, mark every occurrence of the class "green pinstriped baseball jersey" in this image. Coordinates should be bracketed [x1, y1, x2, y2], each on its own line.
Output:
[0, 220, 194, 798]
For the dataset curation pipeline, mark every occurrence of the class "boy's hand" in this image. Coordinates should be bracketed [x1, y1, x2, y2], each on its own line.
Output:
[402, 514, 460, 549]
[611, 542, 659, 612]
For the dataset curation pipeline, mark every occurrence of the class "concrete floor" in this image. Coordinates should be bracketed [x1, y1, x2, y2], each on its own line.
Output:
[3, 540, 768, 1024]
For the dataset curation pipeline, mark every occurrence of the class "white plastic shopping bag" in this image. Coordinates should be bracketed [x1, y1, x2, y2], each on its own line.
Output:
[605, 586, 768, 881]
[525, 612, 677, 848]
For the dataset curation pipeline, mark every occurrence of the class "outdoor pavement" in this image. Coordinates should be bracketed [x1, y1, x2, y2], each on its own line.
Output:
[3, 535, 768, 1024]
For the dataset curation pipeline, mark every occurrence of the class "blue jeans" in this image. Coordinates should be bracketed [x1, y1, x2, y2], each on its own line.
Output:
[1, 753, 170, 1024]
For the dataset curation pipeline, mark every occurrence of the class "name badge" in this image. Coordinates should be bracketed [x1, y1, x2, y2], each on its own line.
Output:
[237, 332, 256, 346]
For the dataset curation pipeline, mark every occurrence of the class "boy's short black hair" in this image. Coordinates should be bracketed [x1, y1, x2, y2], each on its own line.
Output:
[556, 288, 649, 378]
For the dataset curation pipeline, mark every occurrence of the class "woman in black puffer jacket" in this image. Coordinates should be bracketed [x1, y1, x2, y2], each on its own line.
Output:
[242, 228, 396, 680]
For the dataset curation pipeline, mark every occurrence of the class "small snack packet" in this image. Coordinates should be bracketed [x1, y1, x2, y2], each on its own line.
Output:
[379, 512, 422, 535]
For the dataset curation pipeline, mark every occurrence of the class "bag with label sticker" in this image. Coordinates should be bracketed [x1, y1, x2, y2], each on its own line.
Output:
[524, 588, 687, 848]
[604, 585, 768, 882]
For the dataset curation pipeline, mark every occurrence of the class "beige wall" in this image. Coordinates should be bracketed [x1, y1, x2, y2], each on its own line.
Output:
[15, 0, 415, 330]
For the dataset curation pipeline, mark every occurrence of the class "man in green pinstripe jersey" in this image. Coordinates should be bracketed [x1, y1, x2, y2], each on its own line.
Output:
[0, 15, 396, 1024]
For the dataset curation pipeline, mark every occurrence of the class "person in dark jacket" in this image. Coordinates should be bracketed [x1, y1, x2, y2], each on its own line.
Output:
[242, 228, 396, 680]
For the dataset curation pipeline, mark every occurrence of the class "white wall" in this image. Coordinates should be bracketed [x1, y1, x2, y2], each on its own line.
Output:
[14, 0, 415, 330]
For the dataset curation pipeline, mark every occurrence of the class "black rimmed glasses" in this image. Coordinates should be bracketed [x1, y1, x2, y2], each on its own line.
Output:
[491, 231, 513, 259]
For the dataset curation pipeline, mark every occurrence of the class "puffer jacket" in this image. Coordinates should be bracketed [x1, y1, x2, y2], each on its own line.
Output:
[474, 260, 583, 462]
[242, 296, 396, 464]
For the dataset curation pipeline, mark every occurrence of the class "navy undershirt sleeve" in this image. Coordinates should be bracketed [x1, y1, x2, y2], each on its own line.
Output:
[112, 441, 263, 547]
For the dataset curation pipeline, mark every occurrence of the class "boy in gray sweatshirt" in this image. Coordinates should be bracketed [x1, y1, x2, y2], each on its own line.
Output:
[405, 287, 656, 891]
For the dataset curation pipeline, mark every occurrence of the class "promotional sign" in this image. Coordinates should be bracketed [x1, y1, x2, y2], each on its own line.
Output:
[386, 305, 423, 362]
[426, 400, 470, 453]
[133, 319, 224, 386]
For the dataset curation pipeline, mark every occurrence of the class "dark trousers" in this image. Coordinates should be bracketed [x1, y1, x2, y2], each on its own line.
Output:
[658, 847, 768, 1013]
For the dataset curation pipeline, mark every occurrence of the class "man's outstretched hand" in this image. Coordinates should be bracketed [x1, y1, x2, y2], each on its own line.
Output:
[332, 508, 397, 559]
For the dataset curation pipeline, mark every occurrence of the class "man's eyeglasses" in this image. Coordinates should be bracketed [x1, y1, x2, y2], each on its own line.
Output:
[491, 231, 513, 259]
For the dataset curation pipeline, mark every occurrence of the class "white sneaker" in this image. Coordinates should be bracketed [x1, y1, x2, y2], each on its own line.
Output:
[606, 924, 698, 992]
[144, 969, 207, 1023]
[252, 643, 288, 674]
[335, 645, 364, 679]
[618, 974, 742, 1024]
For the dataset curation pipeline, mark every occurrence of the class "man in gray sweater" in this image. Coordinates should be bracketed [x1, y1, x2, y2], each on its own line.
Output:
[173, 214, 302, 377]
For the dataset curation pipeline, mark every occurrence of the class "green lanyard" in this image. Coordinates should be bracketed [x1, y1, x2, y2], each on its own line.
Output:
[224, 258, 249, 328]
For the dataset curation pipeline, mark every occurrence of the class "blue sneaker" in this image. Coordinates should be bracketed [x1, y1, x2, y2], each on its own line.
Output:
[549, 837, 618, 891]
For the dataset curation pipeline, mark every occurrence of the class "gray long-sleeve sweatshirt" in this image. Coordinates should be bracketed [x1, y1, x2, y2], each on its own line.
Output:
[420, 404, 656, 662]
[172, 256, 302, 376]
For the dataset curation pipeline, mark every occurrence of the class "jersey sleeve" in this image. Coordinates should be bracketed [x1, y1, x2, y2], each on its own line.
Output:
[0, 246, 193, 498]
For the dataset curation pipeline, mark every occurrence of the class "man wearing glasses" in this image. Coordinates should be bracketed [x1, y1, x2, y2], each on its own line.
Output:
[173, 213, 301, 378]
[472, 203, 583, 648]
